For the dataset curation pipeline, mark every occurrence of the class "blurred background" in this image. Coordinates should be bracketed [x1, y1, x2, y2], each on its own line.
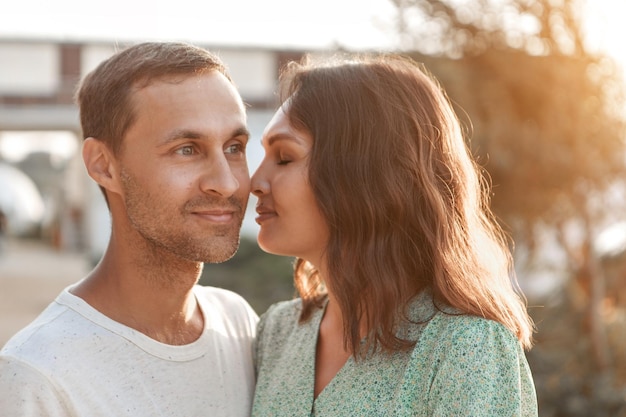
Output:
[1, 0, 626, 415]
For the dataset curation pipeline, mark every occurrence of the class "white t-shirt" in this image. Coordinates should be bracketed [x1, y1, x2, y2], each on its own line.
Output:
[0, 285, 259, 417]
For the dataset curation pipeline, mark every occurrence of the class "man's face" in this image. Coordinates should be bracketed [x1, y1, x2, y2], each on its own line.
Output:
[116, 71, 250, 263]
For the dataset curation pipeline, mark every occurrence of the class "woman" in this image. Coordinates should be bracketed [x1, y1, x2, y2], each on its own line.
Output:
[251, 54, 537, 416]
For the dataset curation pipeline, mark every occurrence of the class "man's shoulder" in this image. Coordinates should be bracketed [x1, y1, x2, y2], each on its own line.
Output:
[193, 285, 259, 328]
[193, 285, 251, 309]
[1, 300, 86, 369]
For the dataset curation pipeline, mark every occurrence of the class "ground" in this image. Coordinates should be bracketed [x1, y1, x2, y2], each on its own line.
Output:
[0, 237, 89, 346]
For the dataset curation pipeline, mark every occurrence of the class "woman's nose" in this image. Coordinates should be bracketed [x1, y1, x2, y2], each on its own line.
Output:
[250, 166, 269, 197]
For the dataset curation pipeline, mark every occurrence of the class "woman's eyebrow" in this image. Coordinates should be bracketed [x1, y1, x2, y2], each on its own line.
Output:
[263, 133, 302, 147]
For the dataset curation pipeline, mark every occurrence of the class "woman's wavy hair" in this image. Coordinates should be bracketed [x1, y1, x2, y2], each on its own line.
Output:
[280, 54, 534, 356]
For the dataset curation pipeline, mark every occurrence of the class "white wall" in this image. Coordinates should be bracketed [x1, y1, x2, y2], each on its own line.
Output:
[0, 43, 59, 95]
[217, 50, 276, 101]
[0, 41, 277, 104]
[80, 44, 118, 76]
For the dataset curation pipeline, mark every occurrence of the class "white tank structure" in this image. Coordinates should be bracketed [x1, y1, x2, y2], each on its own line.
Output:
[0, 162, 45, 236]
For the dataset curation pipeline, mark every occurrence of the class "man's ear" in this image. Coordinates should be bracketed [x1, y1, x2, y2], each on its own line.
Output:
[82, 137, 122, 195]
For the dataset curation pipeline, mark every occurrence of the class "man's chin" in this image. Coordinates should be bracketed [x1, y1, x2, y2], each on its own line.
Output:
[199, 236, 241, 264]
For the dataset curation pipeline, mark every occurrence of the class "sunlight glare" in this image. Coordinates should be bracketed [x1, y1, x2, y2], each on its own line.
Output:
[583, 0, 626, 75]
[0, 131, 78, 164]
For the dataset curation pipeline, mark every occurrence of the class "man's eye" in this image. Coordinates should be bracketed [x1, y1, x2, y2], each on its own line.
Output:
[225, 144, 244, 155]
[176, 146, 195, 156]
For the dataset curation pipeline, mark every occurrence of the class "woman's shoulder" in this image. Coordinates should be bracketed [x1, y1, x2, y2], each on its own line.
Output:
[401, 308, 536, 415]
[412, 308, 525, 372]
[406, 289, 520, 348]
[430, 310, 518, 346]
[260, 298, 302, 322]
[256, 298, 304, 339]
[254, 298, 323, 368]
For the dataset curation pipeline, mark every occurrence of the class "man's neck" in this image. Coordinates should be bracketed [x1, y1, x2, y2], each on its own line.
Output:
[71, 245, 205, 345]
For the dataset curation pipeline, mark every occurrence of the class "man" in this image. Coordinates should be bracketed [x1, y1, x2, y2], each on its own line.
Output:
[0, 42, 258, 416]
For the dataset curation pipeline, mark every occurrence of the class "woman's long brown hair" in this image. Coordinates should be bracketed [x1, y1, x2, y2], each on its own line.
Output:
[281, 54, 534, 357]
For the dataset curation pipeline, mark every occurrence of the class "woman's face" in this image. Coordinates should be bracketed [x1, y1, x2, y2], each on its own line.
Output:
[251, 105, 329, 266]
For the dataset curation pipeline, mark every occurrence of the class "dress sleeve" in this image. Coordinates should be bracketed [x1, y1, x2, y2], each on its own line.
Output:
[0, 356, 70, 417]
[253, 302, 277, 378]
[398, 316, 538, 417]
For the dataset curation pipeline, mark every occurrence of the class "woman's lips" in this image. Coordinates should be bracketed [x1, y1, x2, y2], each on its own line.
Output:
[255, 206, 277, 224]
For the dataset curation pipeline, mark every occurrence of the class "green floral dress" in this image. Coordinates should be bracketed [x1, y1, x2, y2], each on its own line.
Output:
[252, 290, 538, 416]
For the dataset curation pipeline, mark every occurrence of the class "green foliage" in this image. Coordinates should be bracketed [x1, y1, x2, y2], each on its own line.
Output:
[527, 293, 626, 416]
[415, 50, 626, 229]
[199, 236, 295, 315]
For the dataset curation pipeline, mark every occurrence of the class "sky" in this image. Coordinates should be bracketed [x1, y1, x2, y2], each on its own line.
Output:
[0, 0, 624, 80]
[1, 0, 625, 92]
[0, 0, 624, 65]
[0, 0, 397, 50]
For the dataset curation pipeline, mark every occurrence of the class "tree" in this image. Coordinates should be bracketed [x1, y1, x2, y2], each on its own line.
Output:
[389, 0, 588, 57]
[387, 0, 626, 413]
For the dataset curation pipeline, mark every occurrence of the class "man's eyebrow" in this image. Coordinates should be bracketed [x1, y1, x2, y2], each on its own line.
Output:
[161, 129, 203, 144]
[161, 126, 250, 144]
[233, 126, 251, 140]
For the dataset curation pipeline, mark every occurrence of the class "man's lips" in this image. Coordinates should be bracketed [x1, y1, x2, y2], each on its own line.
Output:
[191, 208, 238, 223]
